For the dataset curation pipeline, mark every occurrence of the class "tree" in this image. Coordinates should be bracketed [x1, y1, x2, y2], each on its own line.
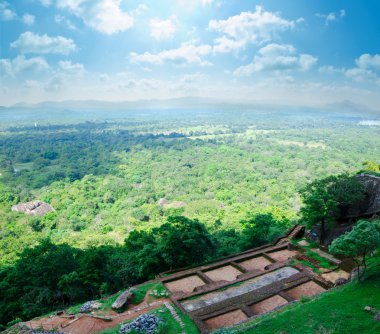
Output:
[329, 220, 380, 281]
[300, 174, 365, 244]
[125, 230, 166, 280]
[0, 240, 80, 324]
[362, 161, 380, 175]
[154, 216, 216, 269]
[239, 214, 273, 250]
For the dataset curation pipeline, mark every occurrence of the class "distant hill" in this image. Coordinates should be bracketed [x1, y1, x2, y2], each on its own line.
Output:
[5, 97, 379, 115]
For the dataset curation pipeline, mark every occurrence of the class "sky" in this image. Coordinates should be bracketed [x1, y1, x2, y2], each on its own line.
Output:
[0, 0, 379, 108]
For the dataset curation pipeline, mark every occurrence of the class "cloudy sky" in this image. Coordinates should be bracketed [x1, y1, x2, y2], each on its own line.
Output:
[1, 0, 379, 108]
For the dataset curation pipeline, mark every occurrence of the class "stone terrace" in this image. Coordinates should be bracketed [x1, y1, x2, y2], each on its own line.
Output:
[159, 225, 345, 333]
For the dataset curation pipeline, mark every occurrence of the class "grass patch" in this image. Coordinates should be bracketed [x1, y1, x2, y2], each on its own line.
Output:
[98, 326, 120, 334]
[66, 303, 82, 314]
[294, 238, 318, 250]
[131, 282, 168, 305]
[305, 250, 336, 269]
[100, 290, 125, 311]
[155, 305, 199, 334]
[233, 265, 380, 334]
[102, 304, 199, 334]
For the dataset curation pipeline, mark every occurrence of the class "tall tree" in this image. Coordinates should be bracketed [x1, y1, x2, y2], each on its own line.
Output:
[329, 220, 380, 281]
[155, 216, 216, 269]
[300, 174, 365, 244]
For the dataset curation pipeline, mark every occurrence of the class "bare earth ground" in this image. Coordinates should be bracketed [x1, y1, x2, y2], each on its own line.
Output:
[286, 281, 326, 300]
[23, 294, 169, 334]
[250, 295, 288, 315]
[205, 309, 248, 331]
[267, 249, 298, 262]
[321, 269, 350, 284]
[204, 265, 243, 282]
[165, 274, 206, 294]
[238, 256, 272, 271]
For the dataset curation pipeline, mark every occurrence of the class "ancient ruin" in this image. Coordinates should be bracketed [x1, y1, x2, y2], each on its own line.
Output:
[158, 224, 350, 333]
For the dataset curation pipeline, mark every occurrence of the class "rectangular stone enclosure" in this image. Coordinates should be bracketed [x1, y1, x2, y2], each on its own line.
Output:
[267, 249, 297, 262]
[238, 256, 272, 271]
[286, 281, 326, 300]
[181, 267, 299, 312]
[204, 309, 248, 331]
[204, 265, 242, 282]
[164, 275, 205, 294]
[250, 295, 288, 315]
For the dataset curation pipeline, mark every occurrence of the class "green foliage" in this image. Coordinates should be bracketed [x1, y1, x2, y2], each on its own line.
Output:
[239, 213, 286, 250]
[131, 282, 166, 305]
[0, 112, 379, 328]
[305, 250, 335, 269]
[0, 241, 134, 326]
[300, 173, 366, 243]
[0, 184, 17, 204]
[330, 219, 380, 281]
[155, 216, 216, 269]
[1, 115, 378, 266]
[361, 161, 380, 175]
[124, 216, 216, 280]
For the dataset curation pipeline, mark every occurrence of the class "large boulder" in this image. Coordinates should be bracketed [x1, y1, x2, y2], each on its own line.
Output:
[11, 201, 54, 216]
[112, 288, 135, 310]
[341, 174, 380, 218]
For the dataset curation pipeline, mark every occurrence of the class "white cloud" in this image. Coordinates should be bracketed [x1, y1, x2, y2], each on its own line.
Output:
[0, 55, 49, 78]
[54, 14, 76, 30]
[40, 0, 52, 6]
[130, 41, 213, 66]
[316, 9, 345, 26]
[58, 60, 85, 76]
[319, 54, 380, 85]
[0, 59, 13, 77]
[343, 54, 380, 83]
[355, 54, 380, 70]
[22, 14, 35, 25]
[234, 43, 317, 76]
[345, 67, 378, 82]
[212, 36, 246, 54]
[11, 31, 76, 55]
[44, 60, 85, 91]
[56, 0, 134, 34]
[25, 80, 43, 89]
[318, 65, 343, 74]
[45, 76, 65, 92]
[176, 0, 214, 8]
[209, 6, 302, 51]
[131, 4, 149, 16]
[0, 1, 16, 21]
[149, 15, 177, 40]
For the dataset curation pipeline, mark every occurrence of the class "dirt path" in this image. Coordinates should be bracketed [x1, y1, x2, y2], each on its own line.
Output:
[23, 296, 170, 334]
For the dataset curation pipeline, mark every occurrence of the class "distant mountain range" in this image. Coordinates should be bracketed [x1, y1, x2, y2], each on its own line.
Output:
[1, 97, 379, 116]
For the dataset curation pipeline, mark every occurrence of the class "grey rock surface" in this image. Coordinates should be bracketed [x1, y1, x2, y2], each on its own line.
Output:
[119, 314, 161, 334]
[79, 300, 101, 313]
[181, 267, 299, 312]
[112, 289, 134, 309]
[11, 201, 54, 216]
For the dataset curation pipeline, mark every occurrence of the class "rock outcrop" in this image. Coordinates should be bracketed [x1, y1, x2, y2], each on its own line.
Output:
[11, 201, 54, 216]
[341, 174, 380, 219]
[112, 289, 135, 310]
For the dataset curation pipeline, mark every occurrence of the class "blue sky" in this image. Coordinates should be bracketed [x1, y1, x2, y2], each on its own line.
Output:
[0, 0, 379, 108]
